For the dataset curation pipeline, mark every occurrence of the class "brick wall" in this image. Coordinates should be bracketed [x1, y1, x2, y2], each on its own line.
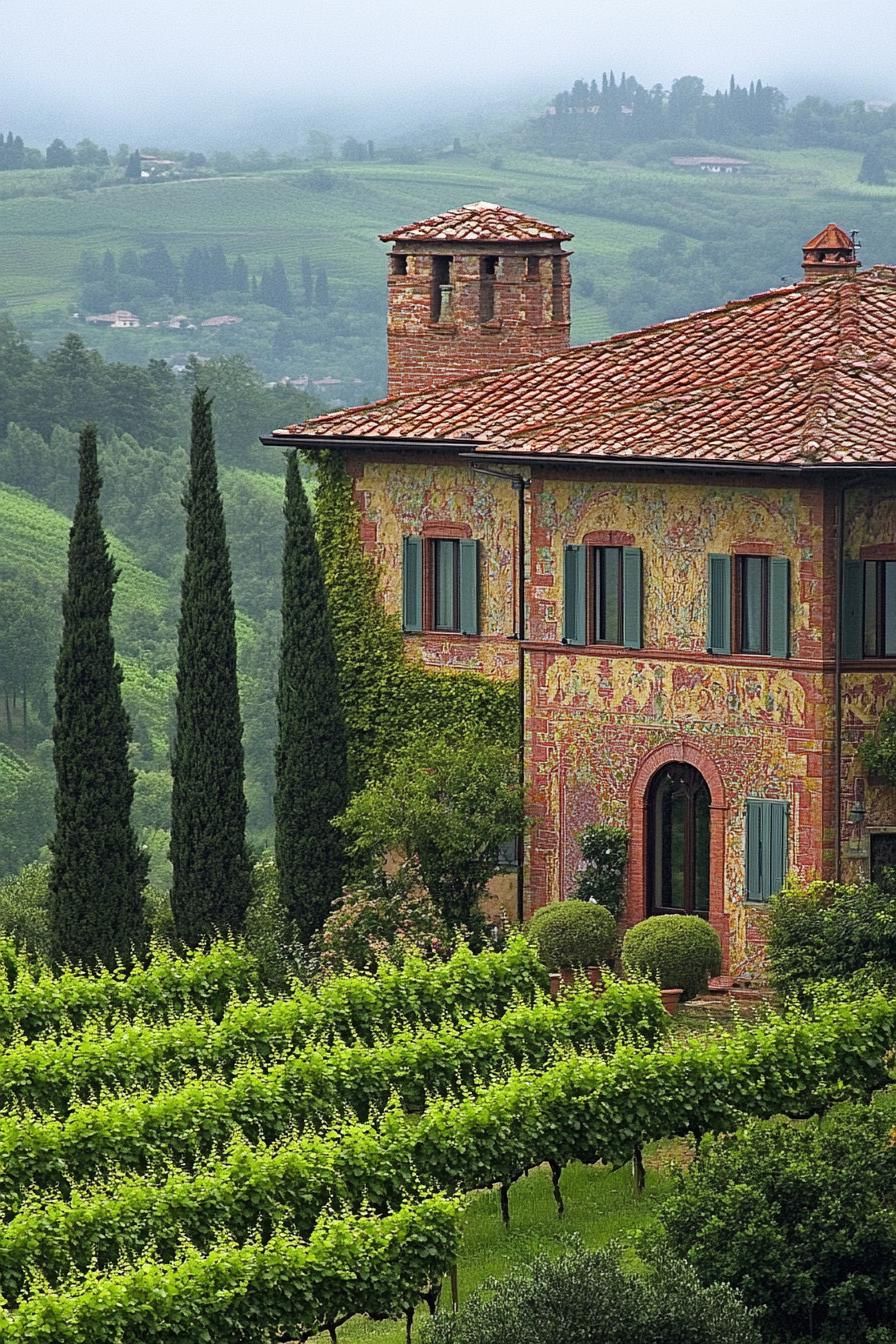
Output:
[386, 246, 570, 397]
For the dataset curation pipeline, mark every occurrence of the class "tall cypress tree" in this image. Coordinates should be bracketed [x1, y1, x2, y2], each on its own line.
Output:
[170, 388, 251, 944]
[48, 424, 148, 968]
[275, 450, 348, 941]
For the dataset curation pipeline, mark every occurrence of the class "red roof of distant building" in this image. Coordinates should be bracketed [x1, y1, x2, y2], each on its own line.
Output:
[380, 202, 573, 244]
[272, 266, 896, 469]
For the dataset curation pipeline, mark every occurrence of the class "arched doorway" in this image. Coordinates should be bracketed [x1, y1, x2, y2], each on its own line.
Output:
[647, 762, 710, 916]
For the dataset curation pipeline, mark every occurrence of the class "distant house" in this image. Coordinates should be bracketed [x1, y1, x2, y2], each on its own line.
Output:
[200, 315, 242, 327]
[167, 314, 191, 329]
[139, 155, 177, 179]
[85, 310, 140, 328]
[670, 156, 751, 174]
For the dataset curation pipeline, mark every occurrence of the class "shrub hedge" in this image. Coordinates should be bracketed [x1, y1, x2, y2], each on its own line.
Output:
[528, 901, 617, 970]
[622, 914, 721, 1000]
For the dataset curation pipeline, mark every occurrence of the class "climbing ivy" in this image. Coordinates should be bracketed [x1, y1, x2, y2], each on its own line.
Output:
[310, 450, 517, 793]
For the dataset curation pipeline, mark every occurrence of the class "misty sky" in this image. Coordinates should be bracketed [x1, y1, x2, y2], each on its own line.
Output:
[3, 0, 894, 147]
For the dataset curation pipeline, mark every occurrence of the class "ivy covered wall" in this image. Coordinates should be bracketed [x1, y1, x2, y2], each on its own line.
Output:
[310, 449, 517, 794]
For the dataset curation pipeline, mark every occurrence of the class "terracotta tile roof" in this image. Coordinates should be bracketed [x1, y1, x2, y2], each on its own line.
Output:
[803, 222, 855, 251]
[273, 267, 896, 469]
[380, 202, 574, 244]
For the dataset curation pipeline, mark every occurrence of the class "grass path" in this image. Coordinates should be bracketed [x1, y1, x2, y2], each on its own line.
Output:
[312, 1147, 683, 1343]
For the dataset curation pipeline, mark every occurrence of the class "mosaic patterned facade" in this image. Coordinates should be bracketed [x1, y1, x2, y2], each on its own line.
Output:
[346, 454, 896, 973]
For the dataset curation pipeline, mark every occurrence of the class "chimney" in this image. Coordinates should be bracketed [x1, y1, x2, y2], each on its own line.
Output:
[380, 202, 573, 398]
[802, 224, 860, 280]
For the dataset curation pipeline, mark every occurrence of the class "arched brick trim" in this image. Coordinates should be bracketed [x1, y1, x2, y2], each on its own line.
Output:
[625, 739, 730, 971]
[421, 521, 473, 539]
[581, 529, 635, 548]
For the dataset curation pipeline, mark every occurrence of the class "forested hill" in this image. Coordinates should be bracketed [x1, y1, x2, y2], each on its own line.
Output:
[530, 70, 896, 158]
[0, 320, 322, 880]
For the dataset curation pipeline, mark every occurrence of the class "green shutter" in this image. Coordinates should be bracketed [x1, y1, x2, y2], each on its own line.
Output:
[745, 798, 788, 902]
[842, 559, 864, 660]
[459, 539, 480, 636]
[563, 544, 586, 645]
[745, 799, 764, 901]
[768, 556, 790, 659]
[622, 547, 643, 649]
[707, 554, 732, 654]
[767, 800, 788, 898]
[402, 535, 423, 632]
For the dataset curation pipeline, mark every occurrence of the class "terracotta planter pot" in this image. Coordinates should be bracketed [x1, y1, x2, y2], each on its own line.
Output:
[548, 967, 604, 998]
[660, 987, 683, 1015]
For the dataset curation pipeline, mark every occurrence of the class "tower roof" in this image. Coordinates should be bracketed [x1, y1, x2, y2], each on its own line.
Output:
[380, 202, 574, 244]
[803, 223, 855, 252]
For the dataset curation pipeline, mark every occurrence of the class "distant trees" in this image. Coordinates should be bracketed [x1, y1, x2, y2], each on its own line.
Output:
[535, 67, 896, 156]
[45, 138, 75, 168]
[257, 257, 294, 314]
[0, 132, 26, 171]
[47, 424, 148, 968]
[169, 389, 252, 944]
[859, 144, 889, 184]
[0, 578, 55, 749]
[76, 243, 325, 316]
[275, 451, 347, 940]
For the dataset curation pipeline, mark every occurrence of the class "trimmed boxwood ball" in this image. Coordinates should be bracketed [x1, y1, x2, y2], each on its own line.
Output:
[622, 914, 721, 1001]
[528, 899, 616, 970]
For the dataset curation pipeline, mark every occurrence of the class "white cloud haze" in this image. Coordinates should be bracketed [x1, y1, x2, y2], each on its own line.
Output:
[2, 0, 894, 145]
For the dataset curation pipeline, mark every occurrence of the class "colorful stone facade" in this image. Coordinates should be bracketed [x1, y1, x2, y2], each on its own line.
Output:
[343, 452, 896, 974]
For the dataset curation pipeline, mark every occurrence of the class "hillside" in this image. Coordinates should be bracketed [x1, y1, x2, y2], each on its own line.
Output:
[0, 480, 276, 879]
[6, 145, 896, 393]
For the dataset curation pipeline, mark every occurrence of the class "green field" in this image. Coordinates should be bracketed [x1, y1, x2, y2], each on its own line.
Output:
[5, 145, 896, 356]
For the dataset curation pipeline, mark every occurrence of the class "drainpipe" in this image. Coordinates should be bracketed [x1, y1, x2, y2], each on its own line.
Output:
[834, 482, 844, 881]
[834, 477, 860, 882]
[512, 476, 530, 925]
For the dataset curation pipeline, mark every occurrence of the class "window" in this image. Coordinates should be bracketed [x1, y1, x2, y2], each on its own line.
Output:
[855, 560, 896, 657]
[432, 538, 460, 630]
[390, 253, 408, 276]
[706, 554, 790, 657]
[431, 255, 452, 321]
[551, 256, 564, 321]
[648, 763, 710, 915]
[744, 798, 788, 902]
[402, 535, 479, 635]
[526, 255, 541, 280]
[563, 544, 642, 649]
[479, 256, 498, 322]
[592, 546, 622, 643]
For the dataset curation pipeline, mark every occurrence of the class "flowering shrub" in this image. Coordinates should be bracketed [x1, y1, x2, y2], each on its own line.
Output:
[317, 865, 452, 975]
[571, 825, 628, 917]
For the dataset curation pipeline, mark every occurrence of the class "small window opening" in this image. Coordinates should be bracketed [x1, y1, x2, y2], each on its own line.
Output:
[479, 255, 498, 322]
[526, 256, 541, 280]
[391, 253, 408, 276]
[551, 256, 564, 321]
[431, 255, 452, 321]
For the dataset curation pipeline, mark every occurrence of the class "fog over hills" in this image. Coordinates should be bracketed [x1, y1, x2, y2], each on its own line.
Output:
[3, 0, 894, 149]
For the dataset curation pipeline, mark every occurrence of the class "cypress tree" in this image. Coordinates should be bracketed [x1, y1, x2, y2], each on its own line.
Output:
[170, 388, 251, 944]
[48, 424, 148, 968]
[275, 450, 348, 941]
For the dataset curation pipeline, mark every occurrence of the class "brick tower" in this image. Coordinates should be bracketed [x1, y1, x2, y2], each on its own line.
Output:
[381, 202, 573, 398]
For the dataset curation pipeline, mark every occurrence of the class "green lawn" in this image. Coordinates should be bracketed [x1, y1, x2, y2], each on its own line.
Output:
[312, 1150, 682, 1343]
